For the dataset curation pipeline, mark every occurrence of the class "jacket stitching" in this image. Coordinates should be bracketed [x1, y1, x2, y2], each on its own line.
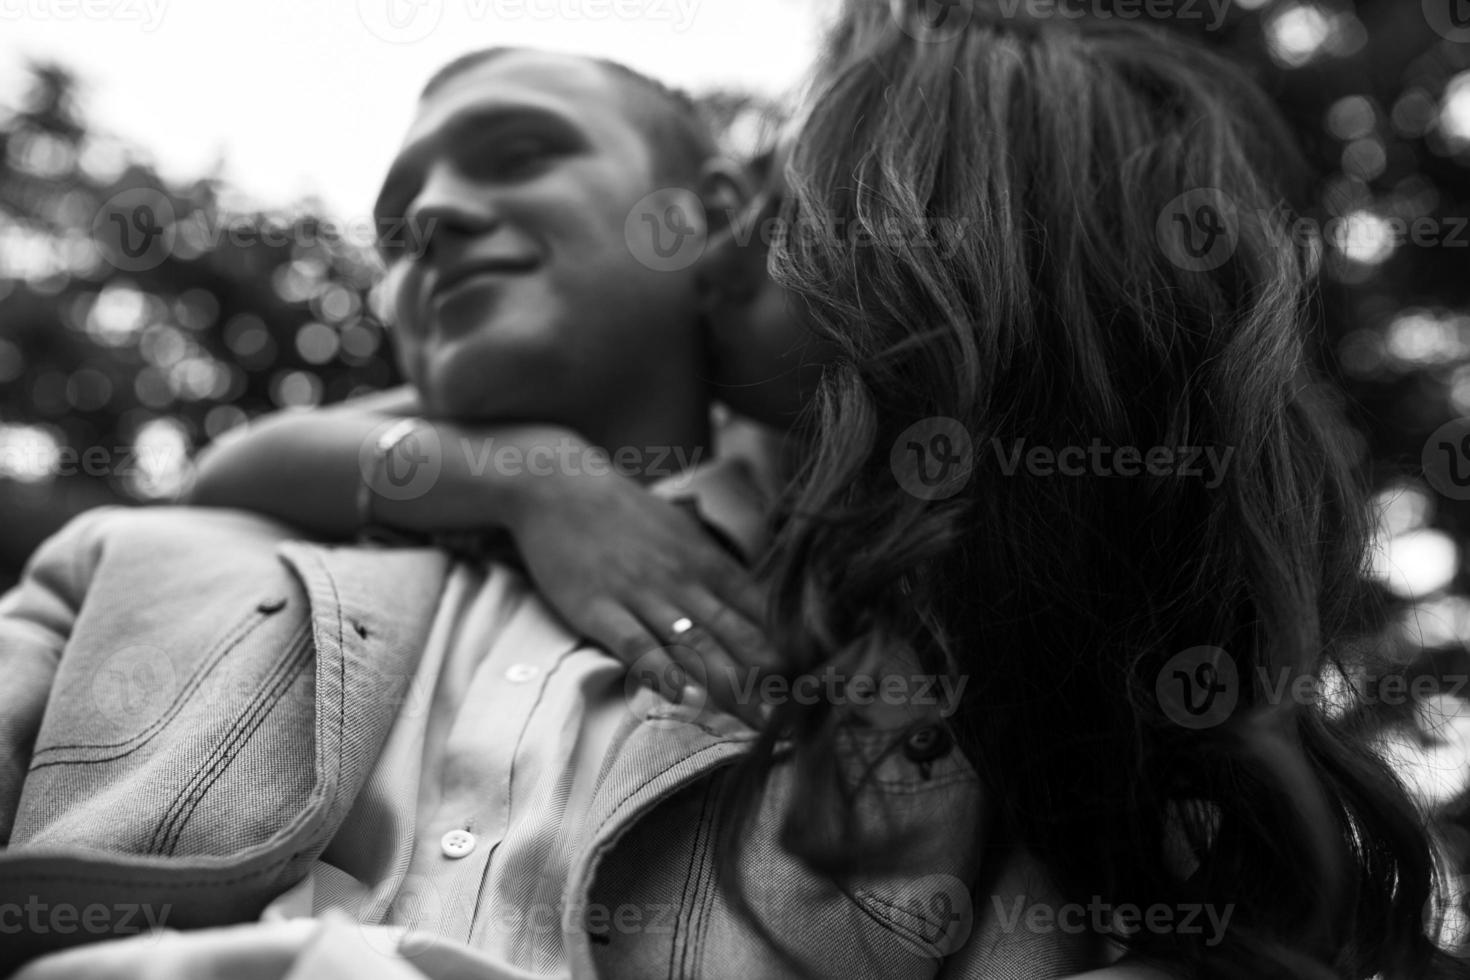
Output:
[164, 633, 312, 856]
[0, 851, 308, 890]
[851, 886, 951, 948]
[668, 781, 705, 978]
[298, 546, 349, 828]
[591, 742, 744, 843]
[30, 606, 273, 762]
[689, 777, 722, 978]
[147, 622, 309, 854]
[670, 779, 716, 978]
[153, 626, 313, 856]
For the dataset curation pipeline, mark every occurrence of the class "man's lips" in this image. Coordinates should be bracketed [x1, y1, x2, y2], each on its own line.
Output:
[430, 257, 539, 301]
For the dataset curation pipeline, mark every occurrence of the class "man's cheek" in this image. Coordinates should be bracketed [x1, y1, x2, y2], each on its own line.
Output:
[374, 261, 421, 334]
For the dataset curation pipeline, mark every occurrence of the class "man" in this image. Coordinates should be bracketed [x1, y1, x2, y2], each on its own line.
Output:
[0, 49, 1093, 979]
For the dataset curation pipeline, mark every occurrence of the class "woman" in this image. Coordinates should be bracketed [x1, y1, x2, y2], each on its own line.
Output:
[730, 3, 1465, 978]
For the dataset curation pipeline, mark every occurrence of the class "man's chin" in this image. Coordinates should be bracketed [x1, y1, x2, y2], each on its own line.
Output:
[417, 368, 546, 424]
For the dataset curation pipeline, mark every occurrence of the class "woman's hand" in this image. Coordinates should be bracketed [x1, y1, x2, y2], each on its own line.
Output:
[188, 396, 781, 726]
[504, 447, 779, 729]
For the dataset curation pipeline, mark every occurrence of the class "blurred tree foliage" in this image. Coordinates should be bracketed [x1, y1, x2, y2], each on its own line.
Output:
[0, 62, 400, 582]
[1169, 0, 1470, 945]
[1, 0, 1469, 949]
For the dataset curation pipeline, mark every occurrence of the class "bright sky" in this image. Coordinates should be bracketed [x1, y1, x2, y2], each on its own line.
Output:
[0, 0, 831, 220]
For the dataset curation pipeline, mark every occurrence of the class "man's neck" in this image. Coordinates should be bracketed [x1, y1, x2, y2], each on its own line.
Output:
[584, 399, 713, 487]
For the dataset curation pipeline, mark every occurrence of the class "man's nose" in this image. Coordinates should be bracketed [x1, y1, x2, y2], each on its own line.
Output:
[405, 164, 498, 258]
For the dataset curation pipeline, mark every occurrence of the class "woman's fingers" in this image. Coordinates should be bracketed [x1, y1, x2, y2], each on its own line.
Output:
[630, 591, 776, 729]
[675, 584, 783, 675]
[697, 553, 770, 626]
[584, 600, 686, 703]
[717, 574, 772, 631]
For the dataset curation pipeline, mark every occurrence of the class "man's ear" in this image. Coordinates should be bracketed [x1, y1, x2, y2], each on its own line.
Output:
[695, 158, 762, 306]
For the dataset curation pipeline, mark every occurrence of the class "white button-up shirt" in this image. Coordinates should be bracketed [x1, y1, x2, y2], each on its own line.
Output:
[260, 456, 769, 975]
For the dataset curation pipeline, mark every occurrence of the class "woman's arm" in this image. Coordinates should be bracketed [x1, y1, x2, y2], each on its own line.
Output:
[185, 385, 516, 539]
[184, 393, 780, 727]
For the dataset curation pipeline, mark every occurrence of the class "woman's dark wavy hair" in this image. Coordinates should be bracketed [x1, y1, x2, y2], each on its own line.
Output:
[723, 3, 1467, 978]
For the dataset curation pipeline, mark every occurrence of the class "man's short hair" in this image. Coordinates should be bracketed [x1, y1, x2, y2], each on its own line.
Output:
[420, 48, 718, 183]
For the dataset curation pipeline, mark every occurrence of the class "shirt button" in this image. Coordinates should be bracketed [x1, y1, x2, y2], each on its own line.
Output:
[440, 829, 476, 859]
[505, 663, 539, 683]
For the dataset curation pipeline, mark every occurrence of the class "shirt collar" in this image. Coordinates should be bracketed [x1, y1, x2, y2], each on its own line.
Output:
[648, 454, 774, 566]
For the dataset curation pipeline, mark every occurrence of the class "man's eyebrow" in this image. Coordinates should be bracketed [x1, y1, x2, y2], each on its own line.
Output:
[440, 103, 584, 145]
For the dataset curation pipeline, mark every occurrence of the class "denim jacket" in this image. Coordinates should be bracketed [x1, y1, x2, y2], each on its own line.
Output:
[0, 506, 1100, 977]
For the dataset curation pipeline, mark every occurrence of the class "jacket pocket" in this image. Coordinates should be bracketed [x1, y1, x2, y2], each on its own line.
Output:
[30, 599, 287, 765]
[11, 597, 316, 859]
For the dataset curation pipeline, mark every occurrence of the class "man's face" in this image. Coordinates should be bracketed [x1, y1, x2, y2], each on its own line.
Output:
[374, 51, 703, 425]
[706, 135, 835, 428]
